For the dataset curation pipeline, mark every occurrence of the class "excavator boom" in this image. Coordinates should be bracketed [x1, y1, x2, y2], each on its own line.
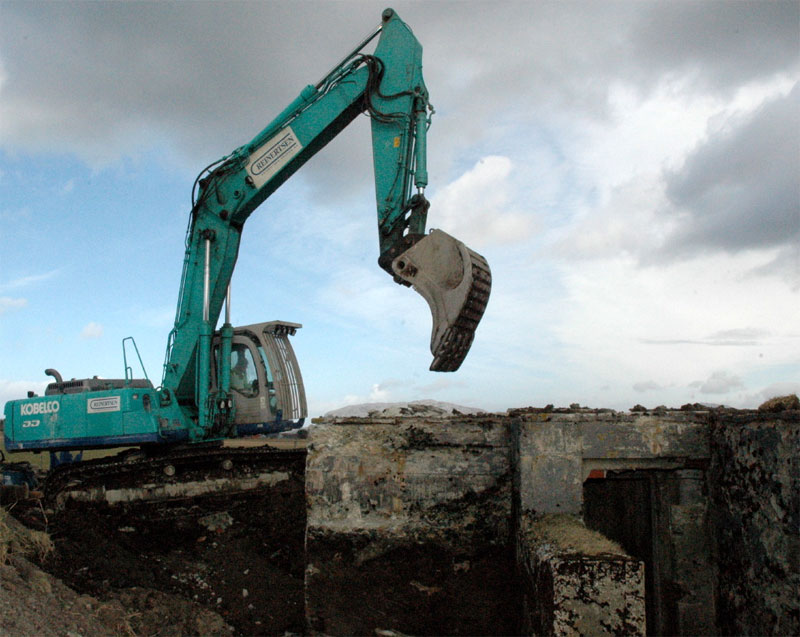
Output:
[163, 9, 490, 417]
[3, 9, 491, 474]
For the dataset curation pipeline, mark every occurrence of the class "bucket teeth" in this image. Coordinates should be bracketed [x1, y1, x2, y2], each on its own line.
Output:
[391, 230, 491, 371]
[430, 248, 491, 371]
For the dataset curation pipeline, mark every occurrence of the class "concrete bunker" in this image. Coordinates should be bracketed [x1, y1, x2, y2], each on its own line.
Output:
[9, 404, 796, 635]
[306, 406, 798, 636]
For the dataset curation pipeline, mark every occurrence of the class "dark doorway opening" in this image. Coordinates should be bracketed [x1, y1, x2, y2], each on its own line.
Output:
[584, 469, 715, 636]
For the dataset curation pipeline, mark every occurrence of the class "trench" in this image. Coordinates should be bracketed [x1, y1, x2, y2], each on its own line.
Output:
[31, 449, 523, 636]
[18, 408, 793, 635]
[41, 456, 308, 636]
[306, 522, 523, 636]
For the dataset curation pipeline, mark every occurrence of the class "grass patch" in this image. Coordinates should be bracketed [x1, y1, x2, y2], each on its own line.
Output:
[0, 505, 53, 564]
[523, 513, 624, 556]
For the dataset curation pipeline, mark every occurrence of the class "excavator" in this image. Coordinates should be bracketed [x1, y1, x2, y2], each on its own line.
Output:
[2, 9, 491, 507]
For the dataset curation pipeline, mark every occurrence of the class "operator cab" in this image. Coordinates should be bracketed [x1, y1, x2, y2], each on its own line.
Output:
[212, 321, 307, 433]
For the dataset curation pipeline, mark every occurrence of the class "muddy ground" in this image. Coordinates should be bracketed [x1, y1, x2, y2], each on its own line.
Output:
[6, 463, 523, 637]
[3, 420, 525, 636]
[5, 464, 307, 637]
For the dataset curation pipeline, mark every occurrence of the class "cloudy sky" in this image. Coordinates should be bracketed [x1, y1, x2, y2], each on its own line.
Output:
[1, 0, 798, 416]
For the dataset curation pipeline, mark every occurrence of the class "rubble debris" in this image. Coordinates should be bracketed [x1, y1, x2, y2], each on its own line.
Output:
[2, 506, 234, 637]
[0, 504, 52, 564]
[758, 393, 800, 412]
[198, 512, 234, 533]
[324, 399, 485, 419]
[506, 404, 616, 416]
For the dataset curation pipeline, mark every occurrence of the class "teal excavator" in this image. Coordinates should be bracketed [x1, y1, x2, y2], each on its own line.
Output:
[2, 9, 490, 501]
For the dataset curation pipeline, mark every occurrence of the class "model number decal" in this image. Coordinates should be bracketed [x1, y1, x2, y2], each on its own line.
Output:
[87, 396, 121, 413]
[22, 419, 40, 428]
[20, 400, 59, 416]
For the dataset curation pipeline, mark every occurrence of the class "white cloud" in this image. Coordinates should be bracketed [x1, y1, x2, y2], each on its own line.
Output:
[689, 370, 744, 395]
[414, 377, 463, 395]
[550, 175, 673, 261]
[314, 261, 439, 347]
[80, 322, 104, 339]
[368, 383, 391, 403]
[0, 270, 59, 292]
[551, 249, 799, 406]
[754, 382, 800, 403]
[0, 297, 27, 315]
[547, 81, 717, 262]
[633, 381, 662, 393]
[0, 379, 49, 408]
[662, 84, 799, 256]
[430, 156, 536, 248]
[552, 75, 798, 265]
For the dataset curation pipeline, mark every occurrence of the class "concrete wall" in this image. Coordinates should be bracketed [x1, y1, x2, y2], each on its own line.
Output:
[306, 417, 512, 542]
[518, 513, 645, 636]
[305, 417, 518, 635]
[583, 468, 717, 635]
[709, 410, 800, 636]
[512, 408, 710, 517]
[512, 409, 711, 636]
[304, 407, 798, 636]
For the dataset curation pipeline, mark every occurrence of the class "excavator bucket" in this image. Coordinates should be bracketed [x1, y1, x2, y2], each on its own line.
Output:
[391, 230, 491, 371]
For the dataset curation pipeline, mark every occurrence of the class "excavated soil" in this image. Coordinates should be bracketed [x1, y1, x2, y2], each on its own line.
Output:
[306, 533, 522, 635]
[5, 432, 522, 636]
[7, 472, 306, 636]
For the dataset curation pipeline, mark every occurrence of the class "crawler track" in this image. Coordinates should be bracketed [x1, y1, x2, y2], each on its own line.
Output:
[44, 444, 307, 514]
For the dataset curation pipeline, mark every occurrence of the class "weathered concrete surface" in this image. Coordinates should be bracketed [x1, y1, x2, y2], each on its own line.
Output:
[304, 407, 797, 635]
[306, 417, 511, 541]
[518, 513, 645, 636]
[305, 417, 518, 635]
[58, 470, 290, 507]
[709, 410, 800, 636]
[514, 410, 709, 517]
[667, 470, 717, 636]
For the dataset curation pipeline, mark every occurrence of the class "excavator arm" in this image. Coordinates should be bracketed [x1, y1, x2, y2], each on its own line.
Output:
[162, 8, 491, 424]
[1, 9, 492, 508]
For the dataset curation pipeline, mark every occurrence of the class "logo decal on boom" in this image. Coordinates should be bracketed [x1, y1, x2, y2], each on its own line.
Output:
[246, 127, 303, 189]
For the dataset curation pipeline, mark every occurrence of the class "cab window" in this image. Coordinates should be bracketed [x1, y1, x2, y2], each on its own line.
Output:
[230, 345, 259, 397]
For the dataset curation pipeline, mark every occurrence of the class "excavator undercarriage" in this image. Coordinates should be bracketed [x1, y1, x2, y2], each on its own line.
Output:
[44, 443, 306, 516]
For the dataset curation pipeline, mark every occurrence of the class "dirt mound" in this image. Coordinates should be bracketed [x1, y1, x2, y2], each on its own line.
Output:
[2, 505, 207, 637]
[1, 553, 233, 637]
[2, 455, 306, 636]
[758, 393, 800, 412]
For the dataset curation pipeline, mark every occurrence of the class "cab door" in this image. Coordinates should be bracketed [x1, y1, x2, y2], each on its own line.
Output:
[226, 335, 272, 425]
